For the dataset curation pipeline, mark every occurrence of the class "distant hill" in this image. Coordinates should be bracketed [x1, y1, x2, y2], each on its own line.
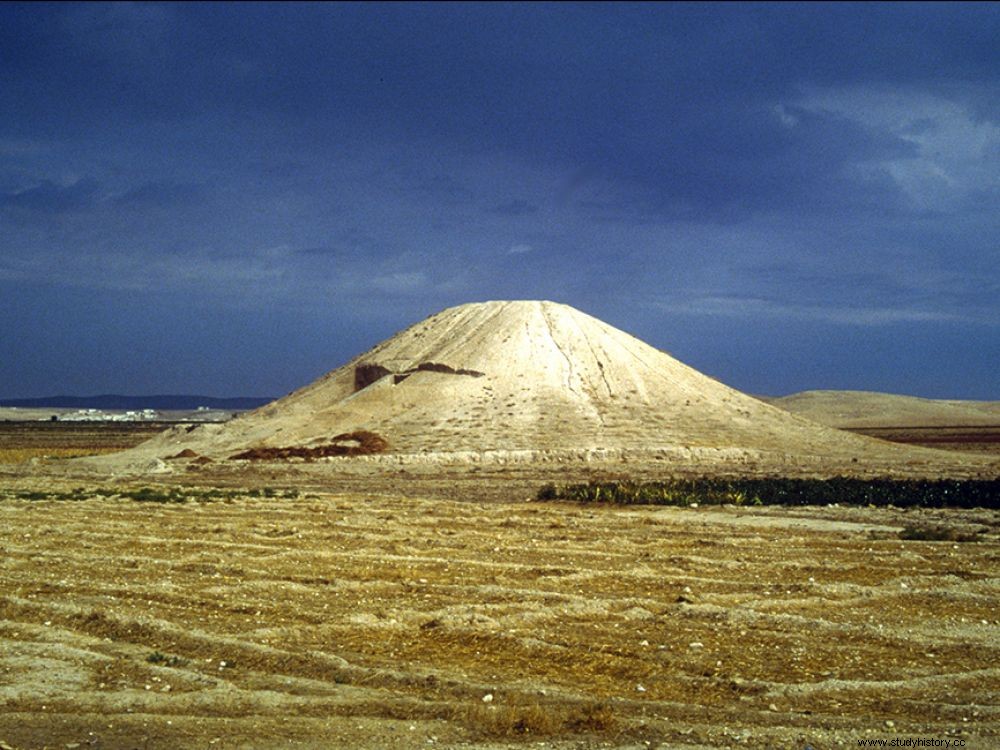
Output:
[762, 390, 1000, 428]
[0, 395, 273, 410]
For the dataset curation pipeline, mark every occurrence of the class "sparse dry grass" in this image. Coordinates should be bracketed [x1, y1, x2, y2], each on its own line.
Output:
[898, 523, 983, 542]
[458, 699, 617, 738]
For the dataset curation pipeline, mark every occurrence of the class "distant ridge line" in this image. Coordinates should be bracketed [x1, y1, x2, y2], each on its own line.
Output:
[0, 395, 273, 410]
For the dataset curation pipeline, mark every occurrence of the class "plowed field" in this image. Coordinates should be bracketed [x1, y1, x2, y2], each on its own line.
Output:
[1, 488, 997, 749]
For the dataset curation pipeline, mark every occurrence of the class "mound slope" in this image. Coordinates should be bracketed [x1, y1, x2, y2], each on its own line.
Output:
[112, 300, 997, 478]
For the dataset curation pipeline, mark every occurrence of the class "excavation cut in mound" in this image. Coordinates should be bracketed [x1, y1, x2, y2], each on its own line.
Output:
[99, 300, 997, 476]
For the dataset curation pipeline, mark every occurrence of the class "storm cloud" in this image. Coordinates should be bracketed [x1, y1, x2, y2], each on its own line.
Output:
[1, 3, 997, 399]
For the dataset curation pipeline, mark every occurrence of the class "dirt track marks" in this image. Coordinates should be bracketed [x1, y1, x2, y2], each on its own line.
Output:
[0, 493, 998, 748]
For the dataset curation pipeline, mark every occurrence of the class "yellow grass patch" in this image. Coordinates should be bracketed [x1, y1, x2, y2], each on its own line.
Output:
[0, 447, 121, 464]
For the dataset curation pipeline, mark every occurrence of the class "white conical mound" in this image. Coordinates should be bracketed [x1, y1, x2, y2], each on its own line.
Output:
[140, 300, 930, 463]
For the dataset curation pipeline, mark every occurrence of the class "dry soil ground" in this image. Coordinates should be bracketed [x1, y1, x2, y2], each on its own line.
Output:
[1, 424, 998, 749]
[1, 486, 998, 750]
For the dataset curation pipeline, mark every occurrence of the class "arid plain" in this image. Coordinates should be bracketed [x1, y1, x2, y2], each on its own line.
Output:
[2, 302, 998, 749]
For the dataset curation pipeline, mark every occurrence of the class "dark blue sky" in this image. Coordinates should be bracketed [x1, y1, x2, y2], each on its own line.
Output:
[2, 3, 998, 399]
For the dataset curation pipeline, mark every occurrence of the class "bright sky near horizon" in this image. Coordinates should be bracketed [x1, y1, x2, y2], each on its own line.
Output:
[1, 3, 998, 400]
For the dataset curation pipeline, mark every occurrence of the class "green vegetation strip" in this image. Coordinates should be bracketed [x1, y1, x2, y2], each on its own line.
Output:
[6, 486, 301, 503]
[537, 477, 1000, 509]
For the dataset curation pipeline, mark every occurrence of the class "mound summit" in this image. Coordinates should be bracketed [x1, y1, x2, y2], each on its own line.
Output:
[127, 300, 991, 475]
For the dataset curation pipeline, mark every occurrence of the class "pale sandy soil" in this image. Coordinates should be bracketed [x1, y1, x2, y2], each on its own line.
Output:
[0, 485, 997, 749]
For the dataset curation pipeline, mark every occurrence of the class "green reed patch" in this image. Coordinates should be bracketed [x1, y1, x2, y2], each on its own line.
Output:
[537, 477, 1000, 509]
[6, 486, 301, 503]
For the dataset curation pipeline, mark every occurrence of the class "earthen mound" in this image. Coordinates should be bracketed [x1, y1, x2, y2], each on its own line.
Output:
[102, 300, 997, 476]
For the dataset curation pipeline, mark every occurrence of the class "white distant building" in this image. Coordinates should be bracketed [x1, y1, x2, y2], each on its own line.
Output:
[61, 408, 160, 422]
